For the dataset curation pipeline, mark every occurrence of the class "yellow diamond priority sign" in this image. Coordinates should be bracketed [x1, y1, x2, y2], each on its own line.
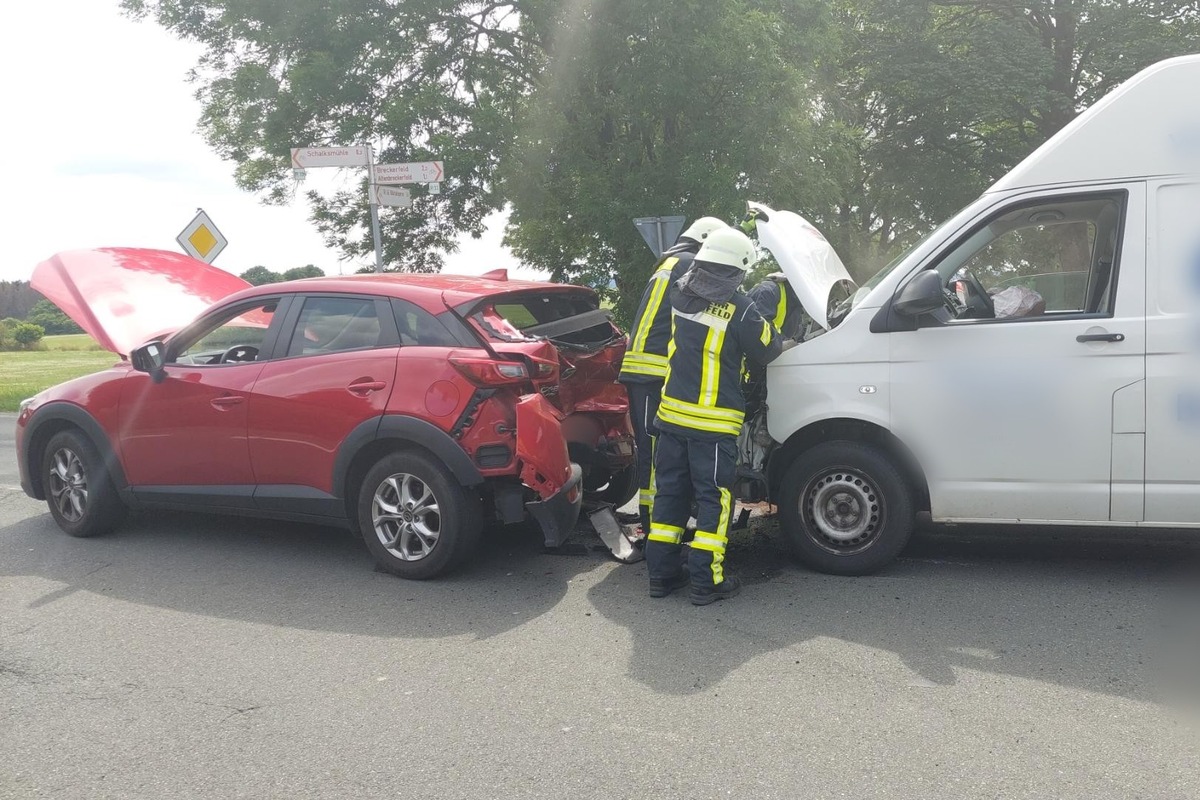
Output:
[176, 209, 228, 264]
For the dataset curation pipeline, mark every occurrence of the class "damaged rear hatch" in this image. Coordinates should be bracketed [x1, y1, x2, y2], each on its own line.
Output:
[451, 282, 632, 546]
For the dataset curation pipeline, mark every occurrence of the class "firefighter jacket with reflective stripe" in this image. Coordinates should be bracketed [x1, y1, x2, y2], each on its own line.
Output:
[657, 288, 782, 439]
[619, 245, 698, 384]
[747, 278, 803, 341]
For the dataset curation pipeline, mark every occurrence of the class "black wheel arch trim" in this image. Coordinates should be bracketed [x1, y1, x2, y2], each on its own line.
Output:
[333, 414, 485, 500]
[23, 402, 129, 500]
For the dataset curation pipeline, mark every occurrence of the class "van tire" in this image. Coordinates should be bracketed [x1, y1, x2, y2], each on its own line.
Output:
[357, 450, 482, 580]
[778, 441, 914, 575]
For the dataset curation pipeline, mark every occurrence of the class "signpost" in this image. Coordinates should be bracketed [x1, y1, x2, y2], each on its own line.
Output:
[373, 161, 444, 184]
[176, 209, 228, 264]
[289, 146, 445, 272]
[371, 185, 412, 208]
[290, 146, 370, 169]
[633, 215, 686, 259]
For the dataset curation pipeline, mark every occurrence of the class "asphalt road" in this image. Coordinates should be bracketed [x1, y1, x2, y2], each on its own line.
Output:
[2, 412, 1198, 799]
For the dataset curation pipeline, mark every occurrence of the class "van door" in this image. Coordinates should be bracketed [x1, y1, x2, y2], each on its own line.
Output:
[889, 185, 1147, 522]
[1144, 180, 1200, 524]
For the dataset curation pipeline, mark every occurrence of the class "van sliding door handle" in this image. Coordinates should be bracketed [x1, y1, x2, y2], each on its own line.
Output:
[1076, 332, 1124, 343]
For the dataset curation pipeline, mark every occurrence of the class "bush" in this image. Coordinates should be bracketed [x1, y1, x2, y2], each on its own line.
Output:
[12, 322, 44, 348]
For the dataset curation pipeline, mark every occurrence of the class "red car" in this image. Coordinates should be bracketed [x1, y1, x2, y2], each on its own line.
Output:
[16, 248, 635, 579]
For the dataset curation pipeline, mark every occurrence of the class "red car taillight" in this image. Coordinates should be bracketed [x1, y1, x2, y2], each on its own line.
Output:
[450, 355, 529, 386]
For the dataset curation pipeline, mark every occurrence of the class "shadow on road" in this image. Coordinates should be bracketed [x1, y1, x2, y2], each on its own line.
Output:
[1, 506, 610, 640]
[4, 501, 1197, 706]
[585, 520, 1200, 703]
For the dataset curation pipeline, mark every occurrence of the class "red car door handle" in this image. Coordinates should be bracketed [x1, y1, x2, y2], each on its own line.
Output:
[347, 380, 387, 394]
[210, 394, 244, 409]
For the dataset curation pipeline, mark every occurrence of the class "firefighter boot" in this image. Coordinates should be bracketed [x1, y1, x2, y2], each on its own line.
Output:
[645, 540, 689, 598]
[690, 575, 743, 606]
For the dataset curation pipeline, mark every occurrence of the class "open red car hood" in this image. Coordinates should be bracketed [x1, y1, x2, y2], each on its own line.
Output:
[31, 248, 251, 355]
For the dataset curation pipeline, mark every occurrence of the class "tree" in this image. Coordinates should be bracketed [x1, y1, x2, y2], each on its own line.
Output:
[798, 0, 1200, 279]
[126, 0, 1199, 306]
[239, 266, 284, 286]
[123, 0, 833, 325]
[0, 280, 41, 320]
[502, 1, 834, 322]
[26, 299, 83, 336]
[282, 264, 325, 281]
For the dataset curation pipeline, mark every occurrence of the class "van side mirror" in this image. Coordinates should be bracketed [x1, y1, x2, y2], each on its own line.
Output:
[893, 271, 945, 317]
[131, 341, 167, 382]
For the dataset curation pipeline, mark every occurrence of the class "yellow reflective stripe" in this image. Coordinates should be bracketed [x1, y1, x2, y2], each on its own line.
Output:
[700, 325, 724, 406]
[648, 523, 683, 544]
[657, 406, 742, 436]
[691, 529, 727, 583]
[717, 486, 732, 539]
[773, 287, 788, 331]
[621, 363, 667, 377]
[691, 532, 728, 551]
[760, 320, 772, 346]
[630, 259, 677, 355]
[621, 352, 669, 377]
[660, 395, 743, 422]
[624, 352, 668, 368]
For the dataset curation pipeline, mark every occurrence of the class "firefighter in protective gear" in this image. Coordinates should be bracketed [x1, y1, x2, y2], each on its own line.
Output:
[647, 228, 782, 604]
[619, 216, 728, 536]
[748, 272, 803, 342]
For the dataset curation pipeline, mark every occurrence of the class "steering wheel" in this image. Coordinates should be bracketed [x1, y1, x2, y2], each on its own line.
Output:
[219, 344, 259, 364]
[955, 269, 995, 319]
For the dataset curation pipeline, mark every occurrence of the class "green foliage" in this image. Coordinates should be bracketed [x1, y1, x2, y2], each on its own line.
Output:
[282, 264, 325, 280]
[801, 0, 1200, 279]
[25, 299, 83, 336]
[126, 0, 1200, 314]
[13, 322, 44, 348]
[239, 266, 284, 285]
[1, 319, 46, 351]
[240, 264, 325, 285]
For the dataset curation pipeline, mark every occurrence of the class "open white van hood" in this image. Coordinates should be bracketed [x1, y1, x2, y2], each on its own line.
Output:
[751, 202, 856, 330]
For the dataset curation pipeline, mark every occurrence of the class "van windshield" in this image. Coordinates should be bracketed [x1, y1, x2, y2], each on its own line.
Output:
[830, 229, 937, 324]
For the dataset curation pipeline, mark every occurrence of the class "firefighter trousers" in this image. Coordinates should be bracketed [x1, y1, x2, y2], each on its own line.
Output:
[647, 428, 737, 588]
[622, 380, 662, 534]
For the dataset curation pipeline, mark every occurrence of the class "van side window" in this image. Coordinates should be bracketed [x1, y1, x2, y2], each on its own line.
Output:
[933, 193, 1125, 321]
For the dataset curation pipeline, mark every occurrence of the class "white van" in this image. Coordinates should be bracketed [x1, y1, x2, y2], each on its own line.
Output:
[748, 54, 1200, 575]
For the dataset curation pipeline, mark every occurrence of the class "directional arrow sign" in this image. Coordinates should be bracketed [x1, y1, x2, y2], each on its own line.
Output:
[374, 161, 445, 184]
[176, 209, 228, 264]
[290, 146, 370, 168]
[371, 185, 413, 208]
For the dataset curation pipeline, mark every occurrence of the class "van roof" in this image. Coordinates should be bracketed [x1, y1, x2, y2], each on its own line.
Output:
[989, 54, 1200, 193]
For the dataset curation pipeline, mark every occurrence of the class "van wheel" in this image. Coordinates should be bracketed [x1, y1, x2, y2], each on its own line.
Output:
[42, 429, 126, 538]
[778, 441, 914, 575]
[357, 450, 482, 580]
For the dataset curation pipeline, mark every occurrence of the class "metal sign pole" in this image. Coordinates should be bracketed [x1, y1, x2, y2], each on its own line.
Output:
[367, 145, 384, 273]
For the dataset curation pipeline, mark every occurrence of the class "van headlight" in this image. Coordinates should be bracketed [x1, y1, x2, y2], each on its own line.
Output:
[18, 397, 37, 413]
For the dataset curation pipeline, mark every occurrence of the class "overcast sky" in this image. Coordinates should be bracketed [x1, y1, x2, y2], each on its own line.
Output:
[0, 0, 526, 283]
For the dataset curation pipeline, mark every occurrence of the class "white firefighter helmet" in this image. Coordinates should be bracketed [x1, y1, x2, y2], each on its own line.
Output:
[679, 216, 727, 244]
[696, 227, 758, 272]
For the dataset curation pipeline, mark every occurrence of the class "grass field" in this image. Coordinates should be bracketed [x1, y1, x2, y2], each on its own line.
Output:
[0, 335, 118, 412]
